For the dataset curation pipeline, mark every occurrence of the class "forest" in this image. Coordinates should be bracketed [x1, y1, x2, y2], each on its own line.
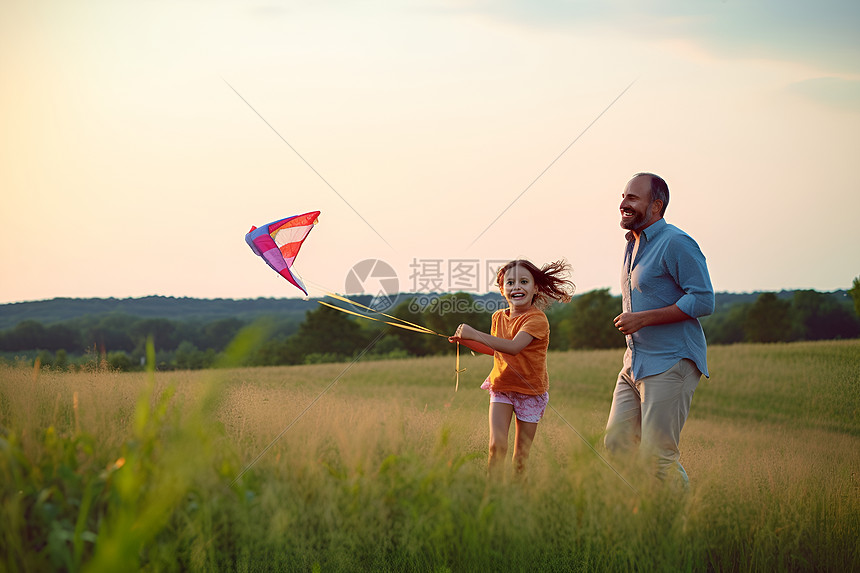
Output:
[1, 285, 858, 371]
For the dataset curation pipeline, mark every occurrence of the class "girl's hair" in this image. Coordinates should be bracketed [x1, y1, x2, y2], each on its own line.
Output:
[495, 259, 576, 310]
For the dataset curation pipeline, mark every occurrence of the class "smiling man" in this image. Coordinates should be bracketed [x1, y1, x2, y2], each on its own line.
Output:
[605, 172, 714, 486]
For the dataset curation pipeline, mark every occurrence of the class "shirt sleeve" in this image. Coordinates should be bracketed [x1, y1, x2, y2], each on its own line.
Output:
[667, 233, 715, 319]
[490, 310, 501, 337]
[520, 311, 550, 340]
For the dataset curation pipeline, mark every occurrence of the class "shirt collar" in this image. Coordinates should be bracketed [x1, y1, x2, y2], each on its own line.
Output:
[625, 217, 667, 242]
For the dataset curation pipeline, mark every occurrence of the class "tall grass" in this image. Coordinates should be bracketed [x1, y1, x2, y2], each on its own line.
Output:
[1, 340, 858, 571]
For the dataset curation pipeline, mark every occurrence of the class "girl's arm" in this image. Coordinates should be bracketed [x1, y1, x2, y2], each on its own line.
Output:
[449, 336, 495, 356]
[450, 324, 534, 356]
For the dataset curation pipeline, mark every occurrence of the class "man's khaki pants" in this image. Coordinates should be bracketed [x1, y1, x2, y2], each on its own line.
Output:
[604, 354, 701, 481]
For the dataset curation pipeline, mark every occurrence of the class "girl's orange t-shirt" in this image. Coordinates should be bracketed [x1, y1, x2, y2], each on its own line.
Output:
[487, 307, 550, 395]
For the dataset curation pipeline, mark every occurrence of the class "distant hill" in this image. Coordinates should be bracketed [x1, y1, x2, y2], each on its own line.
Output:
[0, 296, 313, 330]
[711, 290, 854, 313]
[0, 293, 506, 330]
[0, 290, 852, 331]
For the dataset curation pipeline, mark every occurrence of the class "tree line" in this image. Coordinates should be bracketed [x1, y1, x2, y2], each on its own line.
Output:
[2, 283, 858, 372]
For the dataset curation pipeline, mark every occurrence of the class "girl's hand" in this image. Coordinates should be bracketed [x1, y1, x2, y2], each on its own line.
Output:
[452, 323, 479, 341]
[450, 324, 529, 356]
[448, 332, 495, 356]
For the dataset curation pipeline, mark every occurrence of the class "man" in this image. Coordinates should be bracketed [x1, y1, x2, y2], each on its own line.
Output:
[605, 172, 714, 485]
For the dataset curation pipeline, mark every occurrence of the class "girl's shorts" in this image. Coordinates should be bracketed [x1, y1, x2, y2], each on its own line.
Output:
[481, 379, 549, 423]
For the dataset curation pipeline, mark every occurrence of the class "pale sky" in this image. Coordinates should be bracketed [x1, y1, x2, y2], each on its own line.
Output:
[2, 0, 858, 305]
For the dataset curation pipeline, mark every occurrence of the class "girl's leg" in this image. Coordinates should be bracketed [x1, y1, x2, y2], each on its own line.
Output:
[512, 418, 538, 475]
[488, 402, 514, 478]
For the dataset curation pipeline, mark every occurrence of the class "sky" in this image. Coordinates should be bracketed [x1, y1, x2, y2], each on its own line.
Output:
[1, 0, 859, 305]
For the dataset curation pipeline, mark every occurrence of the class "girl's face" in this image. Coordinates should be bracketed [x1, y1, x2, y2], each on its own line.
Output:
[502, 265, 536, 315]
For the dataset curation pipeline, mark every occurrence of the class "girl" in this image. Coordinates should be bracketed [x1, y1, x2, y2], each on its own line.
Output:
[450, 259, 575, 478]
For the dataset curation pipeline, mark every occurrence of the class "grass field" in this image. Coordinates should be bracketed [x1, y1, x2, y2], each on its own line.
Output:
[1, 339, 858, 572]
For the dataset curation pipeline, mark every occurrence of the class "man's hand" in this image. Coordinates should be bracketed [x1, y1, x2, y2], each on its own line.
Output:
[614, 312, 647, 335]
[614, 304, 692, 335]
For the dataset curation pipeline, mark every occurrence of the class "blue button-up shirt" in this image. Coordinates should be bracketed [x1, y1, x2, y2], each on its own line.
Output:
[621, 218, 714, 379]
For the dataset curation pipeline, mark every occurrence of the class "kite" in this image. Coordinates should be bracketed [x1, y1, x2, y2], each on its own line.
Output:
[245, 211, 491, 390]
[245, 211, 320, 296]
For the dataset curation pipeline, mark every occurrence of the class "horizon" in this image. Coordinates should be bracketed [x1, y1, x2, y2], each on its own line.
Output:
[1, 286, 853, 309]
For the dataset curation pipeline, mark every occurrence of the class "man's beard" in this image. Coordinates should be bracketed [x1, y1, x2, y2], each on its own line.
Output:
[620, 202, 654, 230]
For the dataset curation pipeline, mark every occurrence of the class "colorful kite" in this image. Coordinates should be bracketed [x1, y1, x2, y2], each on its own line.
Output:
[245, 211, 320, 295]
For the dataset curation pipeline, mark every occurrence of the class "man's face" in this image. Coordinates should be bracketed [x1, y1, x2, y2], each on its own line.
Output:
[619, 176, 660, 231]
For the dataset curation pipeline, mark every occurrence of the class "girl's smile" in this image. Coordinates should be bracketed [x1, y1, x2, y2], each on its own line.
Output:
[503, 265, 536, 315]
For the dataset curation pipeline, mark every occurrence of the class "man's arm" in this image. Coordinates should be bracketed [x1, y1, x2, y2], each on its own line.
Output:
[670, 233, 715, 319]
[614, 304, 690, 335]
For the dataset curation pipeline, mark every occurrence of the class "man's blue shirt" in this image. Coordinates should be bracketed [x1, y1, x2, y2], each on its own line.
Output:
[621, 218, 714, 379]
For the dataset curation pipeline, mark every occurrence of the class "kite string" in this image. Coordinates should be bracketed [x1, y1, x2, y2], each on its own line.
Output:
[295, 278, 487, 392]
[296, 275, 442, 337]
[317, 300, 438, 335]
[323, 292, 445, 337]
[455, 342, 466, 392]
[318, 292, 478, 391]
